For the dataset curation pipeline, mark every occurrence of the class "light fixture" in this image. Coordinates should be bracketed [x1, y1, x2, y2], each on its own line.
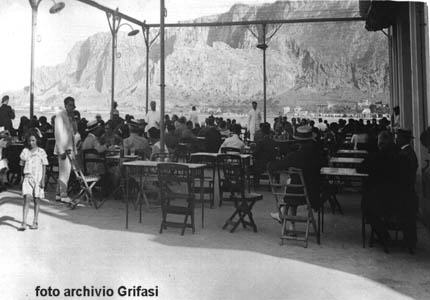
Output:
[49, 0, 65, 14]
[127, 29, 140, 36]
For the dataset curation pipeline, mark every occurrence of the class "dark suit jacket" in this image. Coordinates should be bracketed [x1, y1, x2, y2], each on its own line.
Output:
[198, 126, 221, 153]
[268, 140, 324, 209]
[0, 104, 15, 131]
[253, 136, 278, 174]
[358, 145, 408, 217]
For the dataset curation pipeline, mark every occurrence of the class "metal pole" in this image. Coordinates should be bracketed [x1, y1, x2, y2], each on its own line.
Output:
[145, 27, 150, 114]
[29, 0, 40, 119]
[107, 9, 120, 120]
[262, 24, 267, 123]
[159, 0, 165, 152]
[110, 14, 117, 120]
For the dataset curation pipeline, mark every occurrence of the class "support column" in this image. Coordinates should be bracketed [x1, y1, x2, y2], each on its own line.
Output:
[29, 0, 41, 118]
[159, 0, 165, 152]
[145, 27, 150, 114]
[107, 9, 121, 120]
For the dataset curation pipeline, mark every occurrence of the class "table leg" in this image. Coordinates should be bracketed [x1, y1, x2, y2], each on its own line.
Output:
[126, 169, 129, 229]
[200, 171, 204, 228]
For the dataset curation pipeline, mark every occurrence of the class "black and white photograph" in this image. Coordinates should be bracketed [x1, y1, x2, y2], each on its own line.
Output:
[1, 0, 430, 299]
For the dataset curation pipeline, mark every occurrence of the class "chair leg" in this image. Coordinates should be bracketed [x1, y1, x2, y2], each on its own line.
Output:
[182, 215, 189, 236]
[223, 209, 239, 230]
[309, 211, 319, 245]
[247, 211, 257, 232]
[304, 218, 310, 248]
[191, 212, 195, 234]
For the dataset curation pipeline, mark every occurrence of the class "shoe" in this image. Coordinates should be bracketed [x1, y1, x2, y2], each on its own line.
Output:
[69, 198, 81, 209]
[270, 212, 282, 224]
[61, 197, 73, 203]
[55, 195, 61, 202]
[18, 225, 26, 231]
[29, 223, 38, 230]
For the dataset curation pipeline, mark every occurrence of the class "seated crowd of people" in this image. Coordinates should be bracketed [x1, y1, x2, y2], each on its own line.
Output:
[0, 104, 419, 251]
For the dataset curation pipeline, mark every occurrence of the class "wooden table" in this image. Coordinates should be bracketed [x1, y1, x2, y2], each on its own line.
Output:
[321, 167, 368, 177]
[190, 152, 253, 191]
[320, 167, 369, 247]
[123, 160, 206, 229]
[329, 157, 364, 166]
[105, 154, 139, 160]
[336, 149, 368, 157]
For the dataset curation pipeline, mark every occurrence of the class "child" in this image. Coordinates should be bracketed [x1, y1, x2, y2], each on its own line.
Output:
[18, 132, 49, 231]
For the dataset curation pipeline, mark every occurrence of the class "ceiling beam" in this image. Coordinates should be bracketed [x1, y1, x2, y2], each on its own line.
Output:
[75, 0, 145, 27]
[145, 16, 365, 28]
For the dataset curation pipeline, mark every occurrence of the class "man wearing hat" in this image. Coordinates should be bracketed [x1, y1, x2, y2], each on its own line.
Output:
[95, 114, 105, 126]
[0, 95, 15, 132]
[396, 129, 418, 249]
[123, 120, 151, 159]
[268, 125, 324, 225]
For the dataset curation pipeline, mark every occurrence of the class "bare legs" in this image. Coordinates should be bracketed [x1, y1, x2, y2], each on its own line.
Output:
[19, 195, 40, 231]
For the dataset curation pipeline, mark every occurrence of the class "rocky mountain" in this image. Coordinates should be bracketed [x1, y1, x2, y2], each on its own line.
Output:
[15, 0, 389, 115]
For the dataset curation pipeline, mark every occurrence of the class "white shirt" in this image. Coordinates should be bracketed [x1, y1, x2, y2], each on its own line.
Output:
[247, 109, 261, 132]
[316, 122, 327, 131]
[145, 110, 160, 132]
[189, 110, 199, 126]
[218, 134, 245, 153]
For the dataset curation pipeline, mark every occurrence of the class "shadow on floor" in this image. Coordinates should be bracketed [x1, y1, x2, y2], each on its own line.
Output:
[1, 187, 430, 299]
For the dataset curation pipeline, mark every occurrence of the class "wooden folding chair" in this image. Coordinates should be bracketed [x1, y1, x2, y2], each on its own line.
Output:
[269, 168, 320, 247]
[158, 163, 195, 235]
[218, 154, 262, 233]
[189, 154, 217, 208]
[65, 151, 104, 209]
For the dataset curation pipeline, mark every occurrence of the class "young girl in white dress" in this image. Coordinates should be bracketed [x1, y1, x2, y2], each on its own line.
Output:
[18, 133, 49, 231]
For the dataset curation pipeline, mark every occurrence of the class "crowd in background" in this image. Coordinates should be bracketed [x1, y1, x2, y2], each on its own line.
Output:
[0, 96, 419, 251]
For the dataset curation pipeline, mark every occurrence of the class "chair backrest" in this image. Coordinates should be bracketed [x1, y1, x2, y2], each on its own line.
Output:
[189, 154, 217, 178]
[220, 147, 241, 154]
[151, 152, 175, 162]
[175, 143, 192, 162]
[268, 167, 310, 208]
[217, 154, 245, 193]
[82, 149, 106, 175]
[157, 163, 194, 204]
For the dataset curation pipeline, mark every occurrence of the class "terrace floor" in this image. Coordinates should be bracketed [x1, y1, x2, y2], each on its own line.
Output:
[1, 186, 430, 300]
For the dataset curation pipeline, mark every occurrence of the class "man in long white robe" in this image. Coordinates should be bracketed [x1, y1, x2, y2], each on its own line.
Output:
[54, 97, 77, 203]
[247, 101, 261, 142]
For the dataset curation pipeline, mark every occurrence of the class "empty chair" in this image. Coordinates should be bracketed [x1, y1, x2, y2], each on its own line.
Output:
[218, 154, 262, 233]
[66, 150, 104, 209]
[189, 154, 217, 208]
[158, 163, 195, 235]
[174, 143, 192, 162]
[82, 148, 106, 175]
[269, 168, 319, 247]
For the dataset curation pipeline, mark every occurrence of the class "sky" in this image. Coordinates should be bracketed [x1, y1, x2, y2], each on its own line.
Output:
[0, 0, 273, 92]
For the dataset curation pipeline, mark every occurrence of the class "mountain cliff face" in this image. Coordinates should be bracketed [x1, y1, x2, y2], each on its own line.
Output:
[26, 0, 388, 113]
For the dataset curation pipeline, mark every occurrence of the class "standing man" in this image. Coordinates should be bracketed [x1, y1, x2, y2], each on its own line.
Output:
[0, 95, 15, 133]
[54, 96, 77, 203]
[189, 106, 199, 128]
[396, 129, 418, 251]
[247, 101, 261, 141]
[145, 101, 160, 132]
